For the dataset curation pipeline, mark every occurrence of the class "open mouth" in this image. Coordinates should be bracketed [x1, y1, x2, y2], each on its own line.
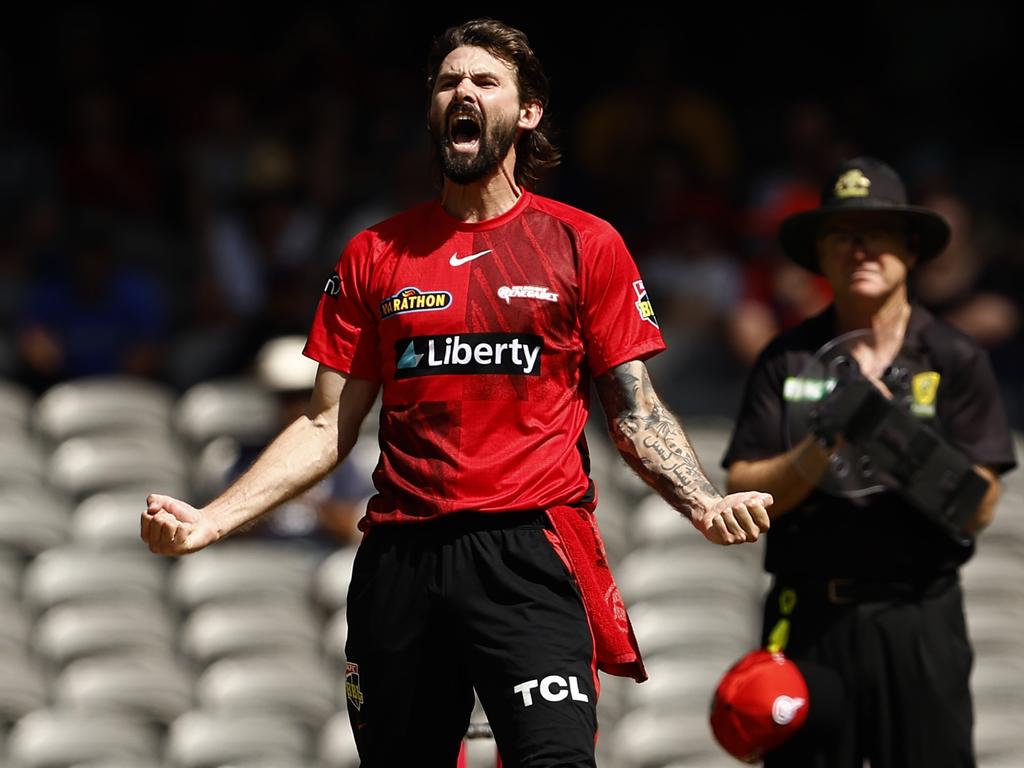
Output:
[448, 111, 482, 150]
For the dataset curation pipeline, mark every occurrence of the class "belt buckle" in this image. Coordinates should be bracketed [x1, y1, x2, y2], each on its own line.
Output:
[826, 578, 855, 604]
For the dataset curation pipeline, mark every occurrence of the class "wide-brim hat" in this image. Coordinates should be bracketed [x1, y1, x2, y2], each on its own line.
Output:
[709, 649, 845, 763]
[779, 156, 951, 274]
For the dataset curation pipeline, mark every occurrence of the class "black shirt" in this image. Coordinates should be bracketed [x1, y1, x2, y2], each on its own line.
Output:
[723, 303, 1017, 580]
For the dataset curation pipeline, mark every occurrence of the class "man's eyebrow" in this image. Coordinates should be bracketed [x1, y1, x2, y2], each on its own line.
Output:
[435, 69, 503, 83]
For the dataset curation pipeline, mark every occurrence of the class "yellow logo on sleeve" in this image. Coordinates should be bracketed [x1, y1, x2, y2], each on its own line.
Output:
[911, 371, 940, 417]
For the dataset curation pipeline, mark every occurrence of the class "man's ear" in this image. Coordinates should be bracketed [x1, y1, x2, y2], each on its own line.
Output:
[518, 99, 543, 131]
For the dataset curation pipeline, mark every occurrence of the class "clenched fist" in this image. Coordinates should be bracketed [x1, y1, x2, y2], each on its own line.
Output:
[141, 494, 220, 555]
[691, 491, 773, 546]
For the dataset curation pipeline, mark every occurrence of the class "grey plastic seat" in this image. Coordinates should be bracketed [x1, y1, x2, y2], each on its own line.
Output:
[311, 547, 358, 613]
[616, 546, 765, 609]
[34, 377, 176, 442]
[196, 655, 338, 728]
[0, 378, 33, 434]
[0, 651, 48, 723]
[628, 602, 758, 662]
[609, 707, 723, 767]
[33, 602, 176, 668]
[323, 609, 348, 663]
[0, 599, 31, 656]
[67, 762, 162, 768]
[48, 434, 189, 499]
[0, 486, 72, 556]
[0, 433, 47, 488]
[71, 491, 154, 550]
[6, 709, 160, 767]
[318, 711, 360, 768]
[175, 380, 277, 447]
[625, 657, 725, 715]
[166, 710, 311, 768]
[22, 547, 167, 612]
[54, 654, 193, 724]
[0, 553, 20, 600]
[181, 602, 322, 666]
[171, 542, 320, 610]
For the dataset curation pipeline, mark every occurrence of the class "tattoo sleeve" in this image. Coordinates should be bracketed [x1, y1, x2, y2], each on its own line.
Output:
[595, 360, 721, 519]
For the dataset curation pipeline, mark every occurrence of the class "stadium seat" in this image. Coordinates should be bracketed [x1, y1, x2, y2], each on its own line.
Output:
[0, 486, 72, 556]
[0, 553, 19, 600]
[616, 546, 765, 610]
[971, 654, 1024, 711]
[974, 711, 1024, 761]
[0, 600, 30, 656]
[71, 490, 157, 550]
[964, 603, 1024, 657]
[628, 602, 758, 663]
[174, 379, 277, 447]
[0, 433, 47, 489]
[22, 547, 167, 613]
[0, 379, 33, 434]
[191, 436, 242, 504]
[33, 602, 176, 668]
[624, 657, 724, 716]
[196, 655, 339, 728]
[322, 609, 347, 664]
[318, 711, 360, 768]
[34, 376, 176, 442]
[165, 710, 312, 768]
[66, 762, 162, 768]
[53, 654, 193, 724]
[48, 434, 189, 500]
[0, 652, 47, 724]
[181, 602, 322, 666]
[170, 542, 320, 610]
[6, 709, 160, 768]
[609, 707, 723, 767]
[311, 547, 358, 613]
[962, 550, 1024, 609]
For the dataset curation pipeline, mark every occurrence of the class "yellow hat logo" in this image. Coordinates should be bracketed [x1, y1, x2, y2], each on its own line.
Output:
[835, 169, 871, 198]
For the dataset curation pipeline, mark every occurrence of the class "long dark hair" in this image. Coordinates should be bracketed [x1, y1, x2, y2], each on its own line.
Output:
[426, 18, 561, 189]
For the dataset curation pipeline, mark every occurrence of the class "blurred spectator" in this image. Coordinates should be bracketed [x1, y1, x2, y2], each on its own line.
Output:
[16, 216, 167, 390]
[915, 193, 1024, 427]
[226, 336, 373, 551]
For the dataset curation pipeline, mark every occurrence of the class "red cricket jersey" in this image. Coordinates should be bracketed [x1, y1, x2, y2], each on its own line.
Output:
[304, 190, 665, 525]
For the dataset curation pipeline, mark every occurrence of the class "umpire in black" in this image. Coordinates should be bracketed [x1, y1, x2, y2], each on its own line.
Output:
[722, 157, 1017, 767]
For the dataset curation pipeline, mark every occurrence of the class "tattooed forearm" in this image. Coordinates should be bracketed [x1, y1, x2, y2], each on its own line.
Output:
[596, 361, 720, 519]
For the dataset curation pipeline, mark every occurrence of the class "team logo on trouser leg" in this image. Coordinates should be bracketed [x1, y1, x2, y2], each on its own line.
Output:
[346, 661, 364, 711]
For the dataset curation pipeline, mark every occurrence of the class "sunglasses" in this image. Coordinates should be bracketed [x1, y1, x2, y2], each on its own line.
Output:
[817, 227, 909, 251]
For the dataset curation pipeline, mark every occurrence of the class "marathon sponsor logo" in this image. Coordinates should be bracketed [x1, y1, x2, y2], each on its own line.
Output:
[497, 285, 559, 304]
[379, 286, 453, 320]
[513, 675, 590, 707]
[632, 280, 659, 328]
[324, 271, 341, 297]
[394, 333, 542, 378]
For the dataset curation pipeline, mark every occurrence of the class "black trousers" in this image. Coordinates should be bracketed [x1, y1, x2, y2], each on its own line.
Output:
[344, 511, 599, 768]
[761, 574, 975, 768]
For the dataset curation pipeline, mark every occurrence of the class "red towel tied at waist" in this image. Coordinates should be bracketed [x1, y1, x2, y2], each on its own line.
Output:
[545, 501, 648, 683]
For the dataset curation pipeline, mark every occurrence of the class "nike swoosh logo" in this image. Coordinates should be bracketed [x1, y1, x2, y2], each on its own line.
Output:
[449, 249, 493, 267]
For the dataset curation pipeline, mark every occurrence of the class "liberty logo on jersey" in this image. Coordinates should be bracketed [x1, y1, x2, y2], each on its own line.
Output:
[379, 287, 453, 319]
[394, 333, 542, 378]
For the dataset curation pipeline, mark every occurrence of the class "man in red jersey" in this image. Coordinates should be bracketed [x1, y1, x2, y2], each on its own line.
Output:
[142, 19, 772, 767]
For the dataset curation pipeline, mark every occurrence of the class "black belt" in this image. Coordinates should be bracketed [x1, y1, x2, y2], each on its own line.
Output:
[778, 572, 958, 605]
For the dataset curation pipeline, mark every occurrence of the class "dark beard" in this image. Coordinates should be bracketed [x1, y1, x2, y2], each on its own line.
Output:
[431, 108, 518, 185]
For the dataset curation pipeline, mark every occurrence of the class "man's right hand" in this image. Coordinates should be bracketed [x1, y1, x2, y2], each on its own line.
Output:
[141, 494, 220, 555]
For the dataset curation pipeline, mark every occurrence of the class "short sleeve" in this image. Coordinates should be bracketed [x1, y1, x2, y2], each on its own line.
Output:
[721, 344, 788, 467]
[937, 343, 1017, 475]
[303, 230, 381, 380]
[578, 223, 666, 376]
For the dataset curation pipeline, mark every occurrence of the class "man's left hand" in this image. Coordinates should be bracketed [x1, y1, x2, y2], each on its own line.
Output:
[691, 491, 773, 545]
